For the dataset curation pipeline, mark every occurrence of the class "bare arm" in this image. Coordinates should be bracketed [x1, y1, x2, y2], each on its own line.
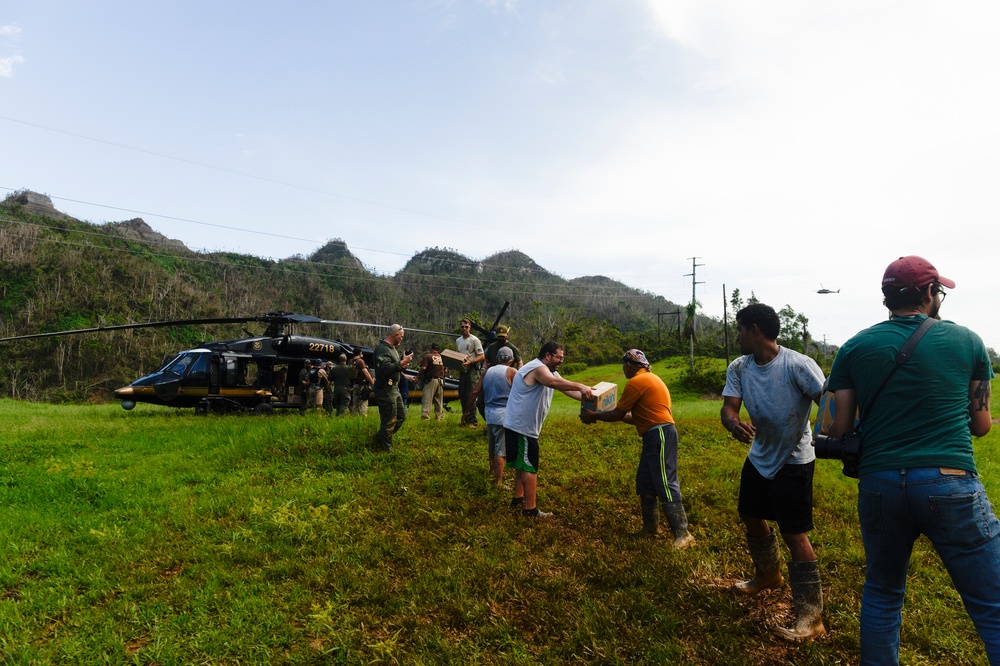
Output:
[461, 342, 485, 369]
[721, 395, 755, 444]
[529, 364, 594, 401]
[580, 406, 629, 425]
[970, 379, 993, 438]
[829, 389, 858, 439]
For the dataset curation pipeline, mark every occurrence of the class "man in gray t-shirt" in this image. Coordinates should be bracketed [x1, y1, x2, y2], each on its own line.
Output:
[720, 303, 826, 643]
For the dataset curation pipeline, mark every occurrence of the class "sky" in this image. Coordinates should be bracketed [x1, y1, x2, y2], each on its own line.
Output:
[2, 1, 999, 351]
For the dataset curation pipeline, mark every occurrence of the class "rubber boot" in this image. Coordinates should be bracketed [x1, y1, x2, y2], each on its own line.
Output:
[733, 529, 784, 596]
[662, 500, 695, 549]
[773, 560, 826, 642]
[639, 495, 659, 536]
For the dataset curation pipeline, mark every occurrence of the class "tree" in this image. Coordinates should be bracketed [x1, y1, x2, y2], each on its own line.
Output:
[777, 305, 810, 353]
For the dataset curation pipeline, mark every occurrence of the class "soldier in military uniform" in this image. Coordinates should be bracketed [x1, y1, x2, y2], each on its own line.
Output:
[329, 354, 355, 416]
[372, 324, 413, 451]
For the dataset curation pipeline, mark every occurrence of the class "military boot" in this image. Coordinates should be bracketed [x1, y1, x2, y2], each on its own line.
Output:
[773, 560, 826, 642]
[733, 529, 784, 596]
[638, 495, 659, 536]
[662, 500, 695, 549]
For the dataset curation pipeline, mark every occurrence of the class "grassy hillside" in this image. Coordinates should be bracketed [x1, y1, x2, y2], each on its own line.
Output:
[0, 191, 700, 403]
[0, 365, 995, 664]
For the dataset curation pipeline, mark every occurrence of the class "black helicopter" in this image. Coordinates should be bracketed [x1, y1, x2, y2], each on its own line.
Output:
[0, 312, 464, 414]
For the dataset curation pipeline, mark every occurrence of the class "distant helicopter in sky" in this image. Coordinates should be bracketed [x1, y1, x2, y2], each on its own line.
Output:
[817, 284, 840, 294]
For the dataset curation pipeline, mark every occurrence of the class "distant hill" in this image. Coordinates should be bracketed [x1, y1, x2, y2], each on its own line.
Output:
[0, 189, 707, 402]
[105, 218, 191, 253]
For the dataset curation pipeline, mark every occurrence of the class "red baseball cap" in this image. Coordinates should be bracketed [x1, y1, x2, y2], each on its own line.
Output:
[882, 255, 955, 291]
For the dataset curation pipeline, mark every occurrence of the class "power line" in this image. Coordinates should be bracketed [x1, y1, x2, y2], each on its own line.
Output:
[0, 186, 687, 286]
[0, 116, 584, 252]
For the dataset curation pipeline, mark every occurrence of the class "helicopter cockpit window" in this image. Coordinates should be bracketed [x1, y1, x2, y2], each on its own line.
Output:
[164, 354, 192, 377]
[163, 352, 209, 379]
[186, 354, 210, 382]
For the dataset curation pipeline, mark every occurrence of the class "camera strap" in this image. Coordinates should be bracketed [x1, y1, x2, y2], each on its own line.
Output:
[858, 316, 938, 423]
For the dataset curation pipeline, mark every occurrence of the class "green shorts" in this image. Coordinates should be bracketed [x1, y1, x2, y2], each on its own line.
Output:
[506, 429, 539, 473]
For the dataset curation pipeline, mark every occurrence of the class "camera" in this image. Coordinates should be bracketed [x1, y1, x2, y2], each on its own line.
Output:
[813, 433, 862, 478]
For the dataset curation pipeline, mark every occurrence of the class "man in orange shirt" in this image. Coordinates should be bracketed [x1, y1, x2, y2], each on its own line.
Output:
[581, 348, 694, 549]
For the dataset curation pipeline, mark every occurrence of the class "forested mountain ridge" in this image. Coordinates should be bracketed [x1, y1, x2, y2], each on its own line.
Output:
[0, 190, 699, 402]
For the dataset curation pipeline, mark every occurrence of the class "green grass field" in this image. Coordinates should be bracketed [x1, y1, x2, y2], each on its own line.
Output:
[0, 362, 996, 664]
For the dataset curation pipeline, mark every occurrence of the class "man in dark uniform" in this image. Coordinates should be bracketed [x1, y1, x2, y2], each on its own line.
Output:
[350, 347, 375, 416]
[297, 360, 313, 415]
[372, 324, 413, 451]
[484, 325, 523, 369]
[329, 354, 355, 416]
[479, 325, 524, 419]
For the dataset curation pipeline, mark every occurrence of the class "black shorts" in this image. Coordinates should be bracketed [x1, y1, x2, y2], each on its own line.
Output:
[738, 458, 814, 534]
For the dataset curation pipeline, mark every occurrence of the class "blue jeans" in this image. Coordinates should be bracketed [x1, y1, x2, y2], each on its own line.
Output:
[858, 468, 1000, 665]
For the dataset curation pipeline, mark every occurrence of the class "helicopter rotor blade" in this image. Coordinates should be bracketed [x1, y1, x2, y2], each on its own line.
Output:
[0, 311, 458, 344]
[487, 301, 510, 332]
[467, 301, 510, 337]
[0, 317, 257, 343]
[315, 320, 454, 337]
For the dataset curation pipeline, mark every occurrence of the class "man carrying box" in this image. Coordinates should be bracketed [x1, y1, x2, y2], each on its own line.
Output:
[504, 341, 594, 518]
[581, 348, 694, 548]
[456, 318, 485, 426]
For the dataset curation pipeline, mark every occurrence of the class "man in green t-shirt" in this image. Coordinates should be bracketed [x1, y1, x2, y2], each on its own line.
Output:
[828, 255, 997, 664]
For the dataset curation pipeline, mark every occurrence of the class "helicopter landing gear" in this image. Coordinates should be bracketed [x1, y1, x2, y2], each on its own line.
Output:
[253, 402, 275, 416]
[194, 397, 245, 415]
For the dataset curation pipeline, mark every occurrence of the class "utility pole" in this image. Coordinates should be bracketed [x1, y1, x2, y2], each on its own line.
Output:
[684, 257, 704, 373]
[723, 284, 730, 368]
[657, 310, 682, 346]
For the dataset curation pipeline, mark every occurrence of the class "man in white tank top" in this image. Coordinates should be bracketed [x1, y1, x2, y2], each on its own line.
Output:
[503, 341, 595, 518]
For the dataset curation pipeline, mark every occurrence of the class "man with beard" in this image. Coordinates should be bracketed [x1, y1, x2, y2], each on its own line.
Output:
[828, 256, 998, 664]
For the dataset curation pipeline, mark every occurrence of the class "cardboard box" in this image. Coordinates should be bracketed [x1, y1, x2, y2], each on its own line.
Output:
[440, 349, 468, 370]
[581, 381, 618, 413]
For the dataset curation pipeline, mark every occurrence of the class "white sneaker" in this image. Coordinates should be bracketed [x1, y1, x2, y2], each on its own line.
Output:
[522, 508, 552, 518]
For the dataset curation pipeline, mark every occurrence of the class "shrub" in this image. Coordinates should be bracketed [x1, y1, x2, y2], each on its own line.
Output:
[680, 366, 726, 395]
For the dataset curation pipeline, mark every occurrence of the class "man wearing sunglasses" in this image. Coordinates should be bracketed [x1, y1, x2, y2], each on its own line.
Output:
[828, 256, 998, 664]
[456, 318, 485, 426]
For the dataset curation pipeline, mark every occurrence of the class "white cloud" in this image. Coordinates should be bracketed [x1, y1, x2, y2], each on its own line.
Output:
[1, 24, 23, 77]
[0, 55, 24, 78]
